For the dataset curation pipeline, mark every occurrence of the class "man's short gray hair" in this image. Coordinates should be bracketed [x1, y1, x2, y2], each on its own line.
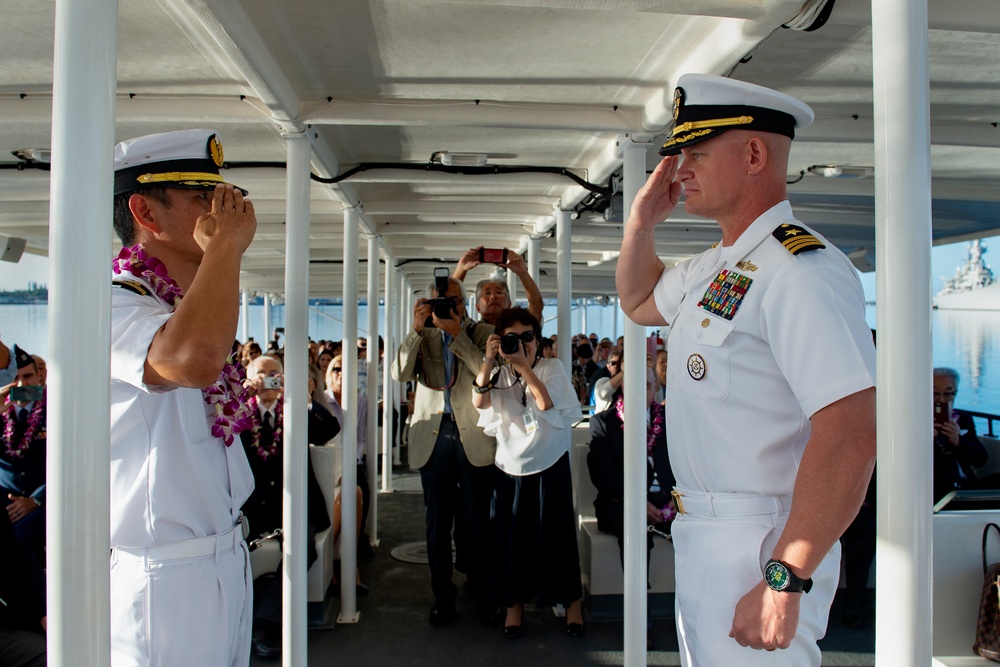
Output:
[475, 278, 510, 302]
[933, 367, 961, 384]
[247, 354, 283, 377]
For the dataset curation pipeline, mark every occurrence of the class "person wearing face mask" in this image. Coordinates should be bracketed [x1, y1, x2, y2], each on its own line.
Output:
[473, 307, 585, 640]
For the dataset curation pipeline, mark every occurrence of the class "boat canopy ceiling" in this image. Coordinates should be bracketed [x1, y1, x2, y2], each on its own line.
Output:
[3, 0, 1000, 298]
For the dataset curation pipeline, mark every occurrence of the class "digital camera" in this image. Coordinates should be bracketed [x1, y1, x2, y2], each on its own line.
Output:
[500, 333, 523, 355]
[10, 385, 43, 402]
[262, 376, 282, 390]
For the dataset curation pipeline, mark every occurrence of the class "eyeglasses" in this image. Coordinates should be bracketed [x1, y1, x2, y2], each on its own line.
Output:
[607, 360, 620, 367]
[934, 390, 957, 398]
[331, 367, 343, 373]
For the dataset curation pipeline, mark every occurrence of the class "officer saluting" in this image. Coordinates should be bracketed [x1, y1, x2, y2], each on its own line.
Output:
[109, 129, 257, 666]
[617, 74, 876, 665]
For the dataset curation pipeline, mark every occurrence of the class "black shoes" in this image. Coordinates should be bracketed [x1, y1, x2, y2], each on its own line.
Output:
[566, 622, 586, 638]
[429, 601, 457, 627]
[252, 623, 282, 658]
[503, 624, 522, 639]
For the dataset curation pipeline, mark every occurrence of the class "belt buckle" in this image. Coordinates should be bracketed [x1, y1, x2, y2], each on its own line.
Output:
[239, 514, 250, 541]
[670, 490, 686, 515]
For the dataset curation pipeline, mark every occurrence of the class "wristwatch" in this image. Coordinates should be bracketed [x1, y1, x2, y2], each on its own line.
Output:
[763, 559, 812, 594]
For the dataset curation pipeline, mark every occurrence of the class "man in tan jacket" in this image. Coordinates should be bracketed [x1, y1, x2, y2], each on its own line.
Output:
[393, 276, 497, 627]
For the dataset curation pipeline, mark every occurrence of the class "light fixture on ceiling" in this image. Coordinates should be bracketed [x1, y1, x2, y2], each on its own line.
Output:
[438, 152, 489, 167]
[807, 164, 874, 179]
[12, 148, 52, 164]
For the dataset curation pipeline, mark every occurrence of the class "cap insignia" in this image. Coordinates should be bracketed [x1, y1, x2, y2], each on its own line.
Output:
[672, 86, 685, 121]
[208, 133, 224, 167]
[772, 223, 826, 255]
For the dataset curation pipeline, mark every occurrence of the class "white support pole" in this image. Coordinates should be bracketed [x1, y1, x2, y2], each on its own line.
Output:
[507, 264, 518, 304]
[581, 301, 588, 338]
[241, 289, 250, 343]
[556, 209, 573, 372]
[366, 237, 380, 545]
[527, 237, 540, 284]
[620, 135, 651, 667]
[872, 1, 933, 664]
[614, 295, 620, 342]
[281, 131, 312, 665]
[263, 292, 272, 346]
[394, 271, 408, 465]
[381, 258, 396, 492]
[339, 206, 361, 623]
[47, 1, 116, 664]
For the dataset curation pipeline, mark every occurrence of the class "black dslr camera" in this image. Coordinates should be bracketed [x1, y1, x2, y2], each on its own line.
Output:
[424, 267, 457, 328]
[500, 333, 523, 355]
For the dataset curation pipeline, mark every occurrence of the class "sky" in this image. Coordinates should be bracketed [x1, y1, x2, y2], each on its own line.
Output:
[0, 236, 995, 300]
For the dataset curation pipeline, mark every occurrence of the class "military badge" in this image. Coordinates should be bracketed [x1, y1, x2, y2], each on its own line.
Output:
[698, 269, 752, 320]
[208, 133, 225, 167]
[672, 86, 684, 121]
[687, 353, 706, 381]
[773, 223, 825, 255]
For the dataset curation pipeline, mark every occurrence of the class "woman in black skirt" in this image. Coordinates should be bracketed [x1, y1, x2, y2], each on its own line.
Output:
[473, 308, 585, 639]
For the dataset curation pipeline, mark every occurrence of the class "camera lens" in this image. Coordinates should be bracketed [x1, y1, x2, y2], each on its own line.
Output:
[500, 333, 520, 355]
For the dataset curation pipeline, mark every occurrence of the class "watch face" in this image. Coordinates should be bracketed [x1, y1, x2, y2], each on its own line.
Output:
[764, 561, 790, 591]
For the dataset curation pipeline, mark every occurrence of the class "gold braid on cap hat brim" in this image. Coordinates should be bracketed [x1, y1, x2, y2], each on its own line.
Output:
[136, 171, 227, 186]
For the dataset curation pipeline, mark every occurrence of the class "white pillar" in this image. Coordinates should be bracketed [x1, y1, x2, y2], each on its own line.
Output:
[394, 271, 407, 465]
[527, 237, 541, 284]
[263, 292, 272, 345]
[581, 300, 588, 337]
[872, 1, 933, 664]
[281, 131, 312, 664]
[339, 206, 361, 623]
[507, 263, 518, 304]
[366, 237, 380, 545]
[47, 1, 117, 664]
[620, 135, 651, 667]
[556, 209, 573, 372]
[381, 258, 396, 493]
[241, 289, 249, 343]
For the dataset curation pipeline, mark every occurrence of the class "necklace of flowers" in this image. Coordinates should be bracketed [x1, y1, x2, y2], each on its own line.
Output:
[112, 243, 253, 447]
[246, 394, 283, 460]
[613, 394, 674, 523]
[2, 396, 45, 459]
[614, 393, 665, 457]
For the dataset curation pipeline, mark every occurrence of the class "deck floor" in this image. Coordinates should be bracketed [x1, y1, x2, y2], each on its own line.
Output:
[251, 471, 876, 666]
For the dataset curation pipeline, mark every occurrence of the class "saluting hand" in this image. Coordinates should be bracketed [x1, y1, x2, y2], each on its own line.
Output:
[629, 156, 682, 230]
[194, 185, 257, 255]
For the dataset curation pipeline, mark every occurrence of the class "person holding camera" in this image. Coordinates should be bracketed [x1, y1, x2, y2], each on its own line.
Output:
[0, 346, 46, 564]
[473, 307, 584, 639]
[453, 247, 544, 325]
[932, 367, 987, 503]
[393, 272, 497, 627]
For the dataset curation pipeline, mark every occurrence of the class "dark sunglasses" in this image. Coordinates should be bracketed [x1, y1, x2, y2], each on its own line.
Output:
[331, 367, 343, 373]
[505, 331, 536, 343]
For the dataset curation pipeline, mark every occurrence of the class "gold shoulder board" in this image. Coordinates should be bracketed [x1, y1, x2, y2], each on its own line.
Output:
[772, 223, 826, 255]
[113, 279, 152, 296]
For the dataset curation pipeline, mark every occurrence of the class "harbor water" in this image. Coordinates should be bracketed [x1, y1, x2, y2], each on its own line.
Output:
[4, 302, 1000, 418]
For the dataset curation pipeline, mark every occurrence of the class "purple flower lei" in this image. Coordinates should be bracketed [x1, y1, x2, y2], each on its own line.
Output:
[112, 243, 253, 447]
[246, 394, 284, 460]
[2, 396, 45, 459]
[614, 394, 665, 457]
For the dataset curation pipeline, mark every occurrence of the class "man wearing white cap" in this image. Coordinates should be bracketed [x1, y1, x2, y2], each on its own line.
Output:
[617, 74, 876, 665]
[109, 129, 257, 666]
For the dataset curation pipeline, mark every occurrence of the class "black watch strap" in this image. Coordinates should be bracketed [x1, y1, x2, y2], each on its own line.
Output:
[764, 559, 813, 594]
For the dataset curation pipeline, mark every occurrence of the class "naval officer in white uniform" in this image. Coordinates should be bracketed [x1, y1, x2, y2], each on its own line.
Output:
[109, 129, 257, 666]
[616, 74, 876, 665]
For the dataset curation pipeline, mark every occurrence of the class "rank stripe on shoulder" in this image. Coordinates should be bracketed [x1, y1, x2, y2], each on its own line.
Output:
[772, 223, 826, 255]
[113, 279, 152, 296]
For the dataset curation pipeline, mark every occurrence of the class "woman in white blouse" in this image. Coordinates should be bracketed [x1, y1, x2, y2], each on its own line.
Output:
[473, 308, 584, 639]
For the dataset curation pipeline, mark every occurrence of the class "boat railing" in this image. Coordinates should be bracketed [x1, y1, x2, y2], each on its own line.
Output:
[960, 409, 1000, 437]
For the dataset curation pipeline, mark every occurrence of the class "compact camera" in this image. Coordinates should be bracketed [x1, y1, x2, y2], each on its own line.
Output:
[10, 385, 43, 402]
[262, 376, 283, 390]
[500, 333, 522, 355]
[424, 267, 456, 328]
[479, 247, 508, 264]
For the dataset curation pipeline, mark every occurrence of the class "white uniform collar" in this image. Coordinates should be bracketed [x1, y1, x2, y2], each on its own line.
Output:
[719, 200, 794, 264]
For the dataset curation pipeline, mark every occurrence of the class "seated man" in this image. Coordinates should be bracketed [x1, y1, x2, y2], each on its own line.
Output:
[933, 367, 988, 503]
[0, 346, 46, 563]
[587, 367, 674, 647]
[240, 354, 341, 658]
[591, 347, 623, 414]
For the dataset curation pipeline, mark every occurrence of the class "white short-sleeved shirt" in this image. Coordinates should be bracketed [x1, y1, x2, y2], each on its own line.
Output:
[652, 201, 875, 496]
[477, 357, 580, 476]
[110, 274, 254, 548]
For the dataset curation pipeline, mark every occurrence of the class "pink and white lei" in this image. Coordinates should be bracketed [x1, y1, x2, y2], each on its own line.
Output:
[245, 394, 284, 460]
[2, 396, 45, 459]
[615, 394, 674, 522]
[113, 243, 253, 447]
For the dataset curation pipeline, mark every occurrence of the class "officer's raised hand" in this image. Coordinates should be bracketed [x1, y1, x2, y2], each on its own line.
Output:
[629, 156, 682, 230]
[194, 184, 257, 256]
